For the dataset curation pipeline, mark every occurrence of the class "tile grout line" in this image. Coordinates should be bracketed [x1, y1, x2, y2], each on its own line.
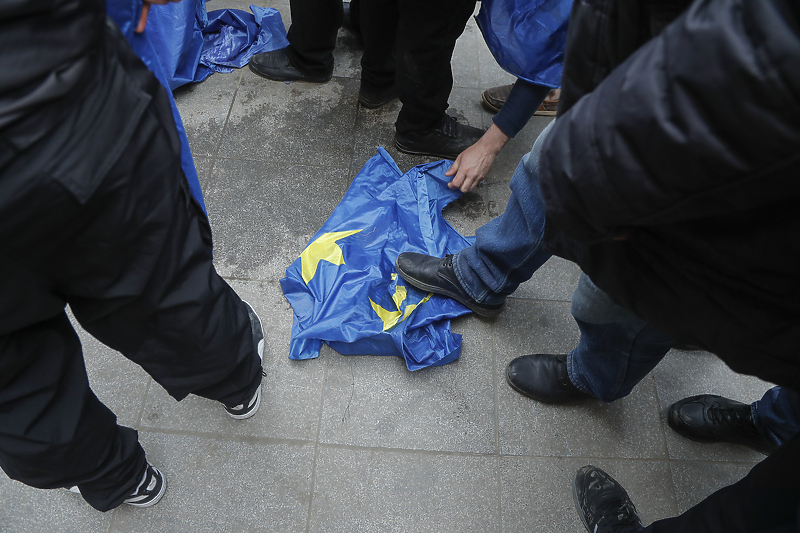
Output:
[304, 348, 331, 533]
[492, 319, 504, 532]
[207, 69, 244, 182]
[650, 373, 682, 515]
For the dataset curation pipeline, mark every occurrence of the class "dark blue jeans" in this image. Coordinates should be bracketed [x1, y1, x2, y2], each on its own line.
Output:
[453, 121, 799, 446]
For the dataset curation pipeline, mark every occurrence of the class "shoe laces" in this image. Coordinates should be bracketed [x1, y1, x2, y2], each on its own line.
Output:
[441, 255, 454, 268]
[707, 404, 760, 439]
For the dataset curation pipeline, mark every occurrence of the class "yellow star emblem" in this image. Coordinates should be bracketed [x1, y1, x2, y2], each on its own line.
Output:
[300, 230, 362, 284]
[370, 275, 432, 331]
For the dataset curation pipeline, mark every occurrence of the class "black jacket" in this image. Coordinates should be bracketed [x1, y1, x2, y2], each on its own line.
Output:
[539, 0, 800, 389]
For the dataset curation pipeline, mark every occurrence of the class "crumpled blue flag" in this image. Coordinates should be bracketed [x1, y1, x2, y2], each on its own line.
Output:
[475, 0, 571, 88]
[147, 2, 289, 90]
[280, 149, 475, 371]
[107, 0, 207, 213]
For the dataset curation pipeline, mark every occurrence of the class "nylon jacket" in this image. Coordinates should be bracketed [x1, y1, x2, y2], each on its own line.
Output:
[539, 0, 800, 389]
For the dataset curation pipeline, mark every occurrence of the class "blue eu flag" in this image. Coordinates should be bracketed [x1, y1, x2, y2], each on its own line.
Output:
[280, 149, 473, 370]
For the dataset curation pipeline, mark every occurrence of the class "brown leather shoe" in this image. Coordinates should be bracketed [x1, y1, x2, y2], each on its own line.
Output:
[534, 88, 560, 116]
[481, 84, 513, 113]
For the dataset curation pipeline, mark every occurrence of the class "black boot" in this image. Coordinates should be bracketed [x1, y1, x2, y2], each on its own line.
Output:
[506, 354, 592, 403]
[395, 253, 504, 317]
[574, 466, 645, 533]
[394, 114, 485, 160]
[668, 394, 776, 455]
[249, 47, 332, 83]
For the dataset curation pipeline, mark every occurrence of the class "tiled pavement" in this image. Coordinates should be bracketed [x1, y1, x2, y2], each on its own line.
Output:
[0, 3, 775, 532]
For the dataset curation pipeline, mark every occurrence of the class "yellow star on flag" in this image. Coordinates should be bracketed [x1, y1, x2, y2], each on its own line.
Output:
[299, 230, 362, 284]
[370, 279, 433, 331]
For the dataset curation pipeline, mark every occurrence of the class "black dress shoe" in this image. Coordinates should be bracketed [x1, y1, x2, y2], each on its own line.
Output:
[574, 466, 644, 533]
[358, 84, 397, 109]
[395, 253, 504, 317]
[668, 394, 776, 455]
[249, 47, 332, 83]
[394, 114, 485, 160]
[506, 354, 592, 403]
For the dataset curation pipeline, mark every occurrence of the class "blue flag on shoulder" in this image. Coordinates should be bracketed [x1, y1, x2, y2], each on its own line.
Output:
[280, 149, 473, 371]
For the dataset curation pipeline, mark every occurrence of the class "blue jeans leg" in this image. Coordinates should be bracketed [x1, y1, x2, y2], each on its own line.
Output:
[752, 386, 800, 448]
[452, 121, 554, 305]
[567, 274, 675, 402]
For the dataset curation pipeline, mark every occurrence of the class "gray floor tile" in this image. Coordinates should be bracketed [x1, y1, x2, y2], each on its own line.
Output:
[513, 256, 582, 303]
[70, 313, 151, 430]
[309, 447, 499, 533]
[0, 476, 111, 533]
[452, 16, 482, 90]
[219, 70, 360, 167]
[173, 70, 241, 158]
[140, 281, 325, 441]
[318, 315, 496, 453]
[500, 457, 678, 532]
[494, 299, 668, 459]
[653, 349, 772, 462]
[205, 158, 350, 280]
[669, 460, 754, 514]
[111, 433, 314, 533]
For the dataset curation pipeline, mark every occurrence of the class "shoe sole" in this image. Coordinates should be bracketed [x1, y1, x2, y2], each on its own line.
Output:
[533, 109, 558, 117]
[394, 258, 503, 318]
[248, 63, 332, 84]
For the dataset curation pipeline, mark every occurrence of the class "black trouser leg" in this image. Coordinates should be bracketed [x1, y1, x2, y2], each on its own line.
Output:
[0, 314, 146, 512]
[394, 0, 477, 133]
[0, 25, 262, 511]
[286, 0, 343, 77]
[644, 434, 800, 533]
[359, 0, 398, 92]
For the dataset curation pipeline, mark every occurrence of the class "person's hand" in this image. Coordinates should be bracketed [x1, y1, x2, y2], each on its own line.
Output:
[446, 123, 510, 193]
[136, 0, 182, 33]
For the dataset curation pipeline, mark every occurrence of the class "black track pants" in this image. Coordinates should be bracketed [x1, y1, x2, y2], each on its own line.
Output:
[0, 22, 262, 512]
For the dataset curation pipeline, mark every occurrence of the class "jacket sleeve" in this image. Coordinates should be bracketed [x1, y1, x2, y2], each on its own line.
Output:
[539, 0, 800, 243]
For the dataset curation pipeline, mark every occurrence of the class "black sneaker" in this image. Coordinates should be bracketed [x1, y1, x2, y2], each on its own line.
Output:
[574, 466, 644, 533]
[67, 462, 166, 508]
[124, 463, 167, 507]
[667, 394, 776, 455]
[224, 301, 265, 420]
[394, 114, 485, 160]
[395, 252, 504, 317]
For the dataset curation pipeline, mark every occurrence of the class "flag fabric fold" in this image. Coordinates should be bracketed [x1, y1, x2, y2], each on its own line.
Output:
[475, 0, 571, 88]
[280, 149, 474, 371]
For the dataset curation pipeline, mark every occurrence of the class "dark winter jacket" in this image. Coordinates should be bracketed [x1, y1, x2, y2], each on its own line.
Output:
[539, 0, 800, 389]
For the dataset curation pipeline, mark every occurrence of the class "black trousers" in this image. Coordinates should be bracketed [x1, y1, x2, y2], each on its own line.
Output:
[0, 22, 261, 512]
[286, 0, 476, 133]
[644, 434, 800, 533]
[286, 0, 343, 78]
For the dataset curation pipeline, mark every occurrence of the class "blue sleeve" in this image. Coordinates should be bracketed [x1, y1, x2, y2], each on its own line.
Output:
[492, 79, 550, 138]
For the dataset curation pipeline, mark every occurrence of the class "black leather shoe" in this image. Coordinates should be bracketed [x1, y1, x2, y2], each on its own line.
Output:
[574, 466, 644, 533]
[668, 394, 776, 455]
[394, 114, 485, 160]
[249, 47, 332, 83]
[506, 354, 592, 403]
[359, 84, 397, 109]
[395, 253, 504, 317]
